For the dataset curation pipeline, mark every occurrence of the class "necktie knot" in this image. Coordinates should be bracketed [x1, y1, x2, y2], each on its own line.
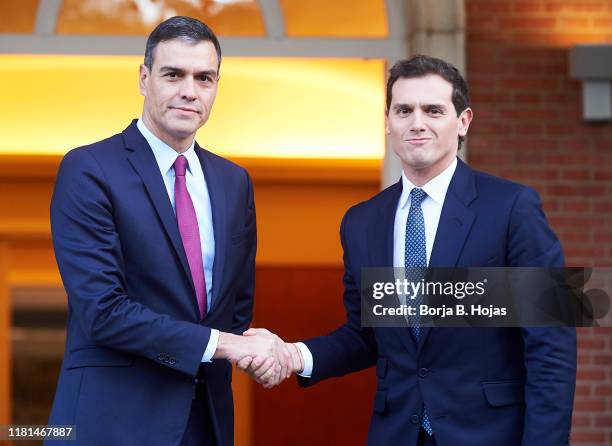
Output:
[173, 155, 188, 177]
[410, 188, 427, 206]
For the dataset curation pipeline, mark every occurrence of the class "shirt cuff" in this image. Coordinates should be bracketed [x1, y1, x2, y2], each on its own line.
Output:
[201, 329, 219, 363]
[295, 342, 313, 378]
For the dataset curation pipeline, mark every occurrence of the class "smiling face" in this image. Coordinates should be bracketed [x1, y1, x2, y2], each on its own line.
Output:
[139, 38, 219, 152]
[386, 74, 473, 185]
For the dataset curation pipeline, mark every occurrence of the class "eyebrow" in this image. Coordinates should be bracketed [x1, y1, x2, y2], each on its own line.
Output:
[392, 103, 447, 111]
[159, 66, 218, 77]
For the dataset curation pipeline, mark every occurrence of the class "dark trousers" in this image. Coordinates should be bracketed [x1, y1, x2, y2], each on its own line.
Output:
[417, 428, 437, 446]
[180, 384, 216, 446]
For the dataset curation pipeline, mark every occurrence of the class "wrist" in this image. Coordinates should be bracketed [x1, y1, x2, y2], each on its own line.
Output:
[290, 343, 304, 373]
[213, 332, 240, 360]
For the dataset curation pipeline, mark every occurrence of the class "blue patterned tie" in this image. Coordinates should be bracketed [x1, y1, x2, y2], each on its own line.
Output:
[404, 188, 433, 436]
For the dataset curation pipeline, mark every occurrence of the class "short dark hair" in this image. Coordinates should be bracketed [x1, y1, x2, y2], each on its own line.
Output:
[144, 16, 222, 71]
[386, 55, 470, 147]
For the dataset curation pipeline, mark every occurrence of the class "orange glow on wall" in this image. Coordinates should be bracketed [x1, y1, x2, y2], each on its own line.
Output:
[0, 55, 385, 159]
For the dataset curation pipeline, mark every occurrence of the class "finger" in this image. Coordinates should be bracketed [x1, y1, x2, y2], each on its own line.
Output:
[243, 327, 272, 336]
[259, 360, 280, 383]
[253, 357, 276, 379]
[237, 356, 253, 370]
[247, 355, 266, 373]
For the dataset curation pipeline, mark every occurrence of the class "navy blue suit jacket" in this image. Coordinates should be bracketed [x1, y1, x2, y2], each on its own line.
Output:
[48, 121, 256, 445]
[301, 159, 576, 446]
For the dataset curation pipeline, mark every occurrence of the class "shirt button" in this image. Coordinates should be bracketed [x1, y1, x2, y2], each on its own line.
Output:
[411, 414, 420, 424]
[419, 367, 429, 378]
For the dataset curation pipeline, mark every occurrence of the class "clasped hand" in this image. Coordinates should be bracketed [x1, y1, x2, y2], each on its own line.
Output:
[216, 328, 303, 388]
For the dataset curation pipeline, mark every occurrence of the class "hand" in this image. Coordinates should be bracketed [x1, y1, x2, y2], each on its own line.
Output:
[237, 335, 304, 389]
[213, 328, 290, 388]
[238, 328, 293, 388]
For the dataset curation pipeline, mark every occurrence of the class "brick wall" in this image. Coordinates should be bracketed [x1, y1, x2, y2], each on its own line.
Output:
[466, 0, 612, 444]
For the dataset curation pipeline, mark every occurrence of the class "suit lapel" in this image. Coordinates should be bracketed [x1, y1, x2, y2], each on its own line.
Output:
[123, 121, 198, 316]
[195, 146, 226, 313]
[418, 159, 477, 350]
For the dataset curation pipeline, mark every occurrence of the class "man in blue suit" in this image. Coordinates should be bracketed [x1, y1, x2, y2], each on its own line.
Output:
[48, 16, 288, 446]
[242, 55, 577, 445]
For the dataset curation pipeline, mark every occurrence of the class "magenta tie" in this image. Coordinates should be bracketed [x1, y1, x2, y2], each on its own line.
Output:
[173, 155, 207, 319]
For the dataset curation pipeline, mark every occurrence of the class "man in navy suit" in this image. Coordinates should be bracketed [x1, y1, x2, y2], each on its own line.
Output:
[48, 16, 289, 446]
[242, 55, 577, 445]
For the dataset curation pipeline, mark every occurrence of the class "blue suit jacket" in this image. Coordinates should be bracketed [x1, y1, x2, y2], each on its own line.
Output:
[301, 159, 576, 446]
[48, 121, 256, 446]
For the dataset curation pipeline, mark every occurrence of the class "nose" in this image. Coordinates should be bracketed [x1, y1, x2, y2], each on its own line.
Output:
[410, 110, 426, 133]
[179, 76, 197, 101]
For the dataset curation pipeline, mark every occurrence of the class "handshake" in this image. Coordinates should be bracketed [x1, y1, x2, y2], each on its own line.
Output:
[214, 328, 304, 388]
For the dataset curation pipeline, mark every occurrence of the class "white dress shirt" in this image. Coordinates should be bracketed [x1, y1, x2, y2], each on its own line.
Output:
[137, 119, 219, 362]
[296, 158, 458, 377]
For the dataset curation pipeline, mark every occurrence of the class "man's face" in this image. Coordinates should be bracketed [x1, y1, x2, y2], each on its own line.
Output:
[139, 38, 219, 150]
[386, 74, 472, 180]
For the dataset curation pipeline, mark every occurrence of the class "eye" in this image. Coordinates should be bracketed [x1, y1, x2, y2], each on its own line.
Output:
[396, 107, 411, 116]
[428, 107, 443, 115]
[198, 75, 212, 82]
[165, 72, 178, 79]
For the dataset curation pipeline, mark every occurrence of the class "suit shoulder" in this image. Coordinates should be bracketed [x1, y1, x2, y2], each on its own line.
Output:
[342, 182, 400, 223]
[61, 133, 124, 166]
[471, 168, 538, 201]
[198, 147, 249, 177]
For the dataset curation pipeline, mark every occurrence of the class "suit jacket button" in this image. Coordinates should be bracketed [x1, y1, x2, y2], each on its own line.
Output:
[170, 358, 176, 365]
[410, 414, 420, 424]
[419, 367, 429, 378]
[157, 354, 164, 361]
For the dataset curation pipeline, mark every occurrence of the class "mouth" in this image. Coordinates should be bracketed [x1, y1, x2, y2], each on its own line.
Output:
[170, 106, 200, 114]
[405, 138, 432, 145]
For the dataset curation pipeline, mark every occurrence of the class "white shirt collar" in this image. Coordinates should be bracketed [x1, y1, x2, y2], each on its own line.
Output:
[398, 157, 457, 209]
[136, 118, 198, 176]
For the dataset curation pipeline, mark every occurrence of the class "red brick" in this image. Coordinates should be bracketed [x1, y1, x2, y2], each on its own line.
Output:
[500, 17, 557, 29]
[593, 202, 612, 213]
[561, 170, 591, 181]
[547, 185, 605, 197]
[513, 62, 543, 74]
[545, 1, 606, 14]
[574, 398, 606, 411]
[572, 414, 592, 427]
[571, 430, 606, 443]
[549, 216, 605, 229]
[594, 231, 612, 244]
[515, 93, 542, 104]
[578, 337, 606, 349]
[594, 171, 612, 181]
[595, 385, 612, 396]
[468, 1, 512, 14]
[546, 123, 576, 135]
[595, 415, 612, 427]
[500, 109, 558, 120]
[544, 63, 568, 75]
[514, 1, 544, 13]
[500, 78, 558, 90]
[593, 18, 612, 28]
[594, 354, 612, 365]
[560, 231, 591, 243]
[561, 201, 591, 213]
[575, 384, 592, 397]
[577, 367, 606, 381]
[559, 18, 592, 28]
[514, 124, 544, 135]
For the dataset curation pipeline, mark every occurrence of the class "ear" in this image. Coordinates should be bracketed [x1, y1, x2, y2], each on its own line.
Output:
[139, 64, 149, 97]
[457, 107, 473, 137]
